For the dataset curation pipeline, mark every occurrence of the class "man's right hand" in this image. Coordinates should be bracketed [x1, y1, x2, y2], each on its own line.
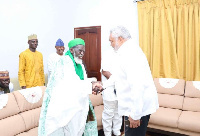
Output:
[21, 86, 26, 89]
[129, 116, 141, 128]
[92, 81, 103, 95]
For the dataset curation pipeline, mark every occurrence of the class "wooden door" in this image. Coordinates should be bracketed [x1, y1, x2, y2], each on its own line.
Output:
[74, 26, 101, 81]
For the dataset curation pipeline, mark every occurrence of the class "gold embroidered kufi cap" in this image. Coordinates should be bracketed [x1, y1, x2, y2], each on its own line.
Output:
[28, 34, 37, 40]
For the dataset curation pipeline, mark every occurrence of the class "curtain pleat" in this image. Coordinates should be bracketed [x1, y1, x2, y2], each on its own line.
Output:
[138, 0, 200, 81]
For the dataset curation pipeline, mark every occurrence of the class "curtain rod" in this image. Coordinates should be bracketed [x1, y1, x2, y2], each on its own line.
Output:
[133, 0, 145, 3]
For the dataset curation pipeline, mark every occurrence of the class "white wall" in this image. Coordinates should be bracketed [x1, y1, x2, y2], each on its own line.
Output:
[0, 0, 139, 78]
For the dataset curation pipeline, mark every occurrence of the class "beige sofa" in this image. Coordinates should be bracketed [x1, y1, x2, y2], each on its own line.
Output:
[0, 86, 104, 136]
[10, 74, 48, 91]
[89, 93, 104, 130]
[148, 78, 200, 136]
[0, 86, 46, 136]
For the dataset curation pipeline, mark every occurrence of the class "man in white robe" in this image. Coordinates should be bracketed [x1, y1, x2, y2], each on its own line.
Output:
[98, 26, 159, 136]
[101, 51, 122, 136]
[47, 38, 65, 79]
[38, 38, 100, 136]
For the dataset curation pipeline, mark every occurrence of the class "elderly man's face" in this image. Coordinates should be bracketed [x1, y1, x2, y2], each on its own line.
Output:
[71, 45, 85, 64]
[109, 34, 121, 51]
[28, 39, 38, 49]
[0, 78, 10, 88]
[55, 46, 65, 55]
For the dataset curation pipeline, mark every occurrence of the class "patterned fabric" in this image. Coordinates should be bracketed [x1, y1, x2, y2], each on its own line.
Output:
[38, 58, 65, 136]
[83, 99, 98, 136]
[38, 56, 98, 136]
[159, 78, 179, 88]
[18, 49, 45, 88]
[19, 86, 42, 104]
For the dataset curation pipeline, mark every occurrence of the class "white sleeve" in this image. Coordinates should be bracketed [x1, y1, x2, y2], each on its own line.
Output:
[47, 55, 53, 78]
[102, 75, 115, 89]
[9, 82, 14, 92]
[125, 54, 149, 120]
[101, 56, 110, 72]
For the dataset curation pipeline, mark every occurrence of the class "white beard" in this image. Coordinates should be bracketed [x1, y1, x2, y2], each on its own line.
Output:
[114, 38, 120, 51]
[114, 43, 120, 51]
[74, 56, 83, 64]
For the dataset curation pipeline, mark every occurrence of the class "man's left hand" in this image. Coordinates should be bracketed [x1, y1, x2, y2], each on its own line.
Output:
[92, 81, 103, 95]
[129, 116, 140, 128]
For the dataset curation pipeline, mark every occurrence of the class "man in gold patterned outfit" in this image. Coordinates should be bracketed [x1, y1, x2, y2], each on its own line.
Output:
[18, 34, 45, 89]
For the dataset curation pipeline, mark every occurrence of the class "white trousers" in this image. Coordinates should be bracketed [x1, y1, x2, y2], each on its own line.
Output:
[102, 100, 122, 136]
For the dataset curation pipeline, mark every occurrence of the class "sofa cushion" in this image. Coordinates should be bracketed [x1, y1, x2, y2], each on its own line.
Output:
[26, 127, 38, 136]
[13, 86, 45, 112]
[183, 97, 200, 112]
[0, 93, 20, 120]
[89, 93, 103, 107]
[16, 127, 38, 136]
[0, 114, 26, 136]
[154, 78, 185, 95]
[149, 107, 182, 128]
[178, 111, 200, 133]
[16, 132, 29, 136]
[94, 105, 104, 130]
[158, 93, 184, 109]
[185, 81, 200, 98]
[20, 107, 41, 131]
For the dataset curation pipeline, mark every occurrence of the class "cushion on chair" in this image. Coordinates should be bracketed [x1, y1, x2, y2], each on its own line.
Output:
[16, 132, 29, 136]
[158, 93, 184, 110]
[13, 86, 45, 112]
[178, 111, 200, 133]
[26, 127, 38, 136]
[94, 105, 104, 130]
[154, 78, 185, 95]
[185, 81, 200, 98]
[182, 97, 200, 112]
[149, 107, 182, 128]
[89, 93, 103, 107]
[19, 107, 41, 131]
[0, 114, 26, 136]
[0, 93, 20, 120]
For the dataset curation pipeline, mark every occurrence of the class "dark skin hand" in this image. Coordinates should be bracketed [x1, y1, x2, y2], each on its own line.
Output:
[21, 83, 45, 89]
[21, 86, 26, 89]
[92, 81, 103, 95]
[102, 70, 112, 79]
[129, 116, 141, 128]
[92, 69, 112, 95]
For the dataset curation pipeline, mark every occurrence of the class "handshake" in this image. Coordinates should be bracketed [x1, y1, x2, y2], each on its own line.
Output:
[92, 81, 104, 95]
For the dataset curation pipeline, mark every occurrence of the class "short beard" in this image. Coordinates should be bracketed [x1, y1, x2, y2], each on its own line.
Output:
[74, 57, 82, 64]
[114, 38, 120, 51]
[73, 52, 83, 64]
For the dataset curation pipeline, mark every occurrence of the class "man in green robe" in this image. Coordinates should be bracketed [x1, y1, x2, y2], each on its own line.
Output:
[39, 38, 101, 136]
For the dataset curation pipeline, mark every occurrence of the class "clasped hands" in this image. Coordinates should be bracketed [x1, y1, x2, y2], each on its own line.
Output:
[92, 81, 103, 95]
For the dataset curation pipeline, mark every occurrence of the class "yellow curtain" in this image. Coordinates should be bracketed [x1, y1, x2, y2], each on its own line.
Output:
[138, 0, 200, 81]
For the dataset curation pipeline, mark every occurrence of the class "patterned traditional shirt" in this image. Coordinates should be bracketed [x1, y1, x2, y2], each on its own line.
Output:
[18, 49, 45, 88]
